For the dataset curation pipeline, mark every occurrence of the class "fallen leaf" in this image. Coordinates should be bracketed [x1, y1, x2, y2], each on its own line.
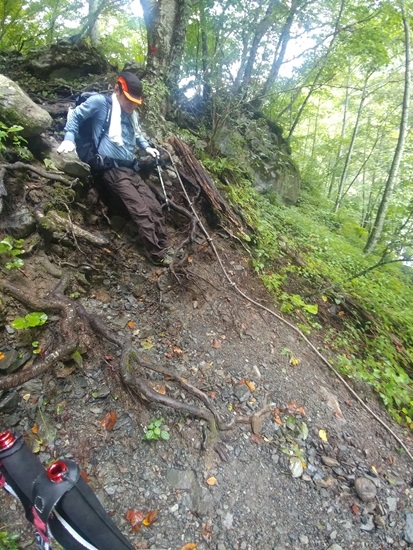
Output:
[351, 503, 359, 514]
[320, 386, 344, 419]
[201, 522, 213, 541]
[141, 338, 154, 350]
[318, 429, 328, 442]
[209, 391, 216, 399]
[211, 338, 221, 349]
[206, 476, 217, 486]
[0, 352, 4, 360]
[142, 510, 158, 526]
[287, 400, 306, 416]
[127, 321, 135, 329]
[100, 411, 117, 431]
[153, 384, 166, 395]
[31, 423, 39, 435]
[244, 380, 256, 392]
[126, 509, 144, 532]
[173, 347, 183, 356]
[80, 470, 92, 483]
[181, 544, 197, 550]
[251, 433, 264, 444]
[274, 415, 284, 426]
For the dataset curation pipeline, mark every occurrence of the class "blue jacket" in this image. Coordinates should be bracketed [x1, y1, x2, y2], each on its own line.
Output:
[64, 94, 150, 163]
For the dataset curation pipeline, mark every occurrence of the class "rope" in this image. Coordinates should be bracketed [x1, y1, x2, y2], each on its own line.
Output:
[166, 150, 413, 463]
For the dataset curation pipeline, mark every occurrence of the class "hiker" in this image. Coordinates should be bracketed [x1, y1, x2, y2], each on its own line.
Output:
[57, 71, 173, 266]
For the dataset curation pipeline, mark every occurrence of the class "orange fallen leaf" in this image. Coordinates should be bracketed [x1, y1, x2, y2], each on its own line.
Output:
[274, 415, 284, 426]
[31, 423, 39, 435]
[181, 544, 197, 550]
[142, 509, 158, 526]
[246, 380, 255, 392]
[0, 352, 5, 360]
[351, 503, 359, 514]
[173, 347, 183, 356]
[127, 321, 135, 329]
[126, 509, 144, 532]
[287, 400, 306, 416]
[100, 411, 117, 431]
[206, 476, 217, 486]
[80, 470, 92, 483]
[154, 384, 166, 395]
[209, 391, 216, 399]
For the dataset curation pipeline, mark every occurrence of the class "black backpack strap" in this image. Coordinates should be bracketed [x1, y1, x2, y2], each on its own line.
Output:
[96, 96, 112, 153]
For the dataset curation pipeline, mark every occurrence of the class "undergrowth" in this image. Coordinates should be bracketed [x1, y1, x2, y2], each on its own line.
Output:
[205, 159, 413, 428]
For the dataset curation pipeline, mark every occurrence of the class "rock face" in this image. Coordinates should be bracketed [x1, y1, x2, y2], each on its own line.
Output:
[23, 41, 112, 80]
[0, 74, 52, 137]
[215, 113, 300, 205]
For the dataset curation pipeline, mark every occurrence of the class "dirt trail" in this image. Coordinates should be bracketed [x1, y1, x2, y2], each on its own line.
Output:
[1, 212, 413, 550]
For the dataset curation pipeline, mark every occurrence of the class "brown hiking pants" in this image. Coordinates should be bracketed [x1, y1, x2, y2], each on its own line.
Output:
[99, 167, 168, 260]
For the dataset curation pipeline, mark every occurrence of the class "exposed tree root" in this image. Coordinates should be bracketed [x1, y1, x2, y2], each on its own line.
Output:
[0, 277, 274, 444]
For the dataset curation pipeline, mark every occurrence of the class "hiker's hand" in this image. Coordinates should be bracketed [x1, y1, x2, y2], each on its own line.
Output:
[57, 140, 76, 154]
[145, 146, 160, 158]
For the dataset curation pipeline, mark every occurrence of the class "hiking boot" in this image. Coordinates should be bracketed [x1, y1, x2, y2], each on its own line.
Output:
[149, 248, 175, 267]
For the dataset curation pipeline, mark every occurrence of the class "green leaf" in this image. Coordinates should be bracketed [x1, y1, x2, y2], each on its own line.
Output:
[11, 317, 28, 329]
[160, 431, 170, 440]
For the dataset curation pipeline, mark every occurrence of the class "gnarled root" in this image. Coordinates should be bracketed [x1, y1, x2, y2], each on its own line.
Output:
[1, 278, 275, 445]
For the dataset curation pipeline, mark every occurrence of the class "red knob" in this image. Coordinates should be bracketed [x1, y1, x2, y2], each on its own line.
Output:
[46, 461, 68, 483]
[0, 430, 17, 451]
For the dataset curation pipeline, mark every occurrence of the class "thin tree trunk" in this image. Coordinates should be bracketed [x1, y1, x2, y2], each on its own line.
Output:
[334, 71, 372, 212]
[364, 2, 411, 253]
[327, 67, 350, 199]
[286, 0, 345, 142]
[234, 0, 280, 96]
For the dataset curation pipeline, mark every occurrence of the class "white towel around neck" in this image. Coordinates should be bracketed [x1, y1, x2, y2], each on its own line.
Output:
[108, 93, 141, 147]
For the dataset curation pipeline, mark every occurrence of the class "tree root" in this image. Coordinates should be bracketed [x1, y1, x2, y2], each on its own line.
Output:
[0, 277, 274, 443]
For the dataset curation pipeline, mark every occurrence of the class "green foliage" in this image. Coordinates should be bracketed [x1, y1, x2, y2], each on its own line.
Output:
[0, 122, 30, 159]
[11, 312, 48, 330]
[210, 146, 413, 428]
[0, 531, 19, 550]
[0, 236, 25, 270]
[142, 417, 170, 441]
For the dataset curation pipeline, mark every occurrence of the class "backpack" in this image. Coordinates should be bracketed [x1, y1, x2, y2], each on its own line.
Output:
[69, 92, 112, 169]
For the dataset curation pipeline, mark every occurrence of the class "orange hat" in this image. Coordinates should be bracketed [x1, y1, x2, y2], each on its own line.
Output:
[117, 72, 143, 105]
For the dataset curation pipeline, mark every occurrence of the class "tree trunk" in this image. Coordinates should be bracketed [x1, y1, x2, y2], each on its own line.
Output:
[140, 0, 190, 93]
[364, 3, 411, 253]
[286, 0, 345, 142]
[327, 67, 350, 199]
[234, 0, 280, 96]
[333, 71, 372, 212]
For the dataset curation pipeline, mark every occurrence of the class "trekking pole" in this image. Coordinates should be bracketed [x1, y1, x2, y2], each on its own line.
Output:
[0, 430, 135, 550]
[155, 156, 170, 210]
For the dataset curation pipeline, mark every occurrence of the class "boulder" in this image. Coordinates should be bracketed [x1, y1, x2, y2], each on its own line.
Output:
[0, 74, 53, 137]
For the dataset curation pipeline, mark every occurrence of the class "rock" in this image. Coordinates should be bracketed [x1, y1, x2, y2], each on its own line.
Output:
[166, 468, 196, 490]
[360, 514, 375, 531]
[233, 383, 251, 403]
[1, 206, 36, 238]
[404, 511, 413, 544]
[0, 391, 19, 413]
[0, 74, 52, 137]
[321, 455, 341, 468]
[354, 477, 377, 502]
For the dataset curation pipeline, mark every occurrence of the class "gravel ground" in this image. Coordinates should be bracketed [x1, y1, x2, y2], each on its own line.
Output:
[1, 188, 413, 550]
